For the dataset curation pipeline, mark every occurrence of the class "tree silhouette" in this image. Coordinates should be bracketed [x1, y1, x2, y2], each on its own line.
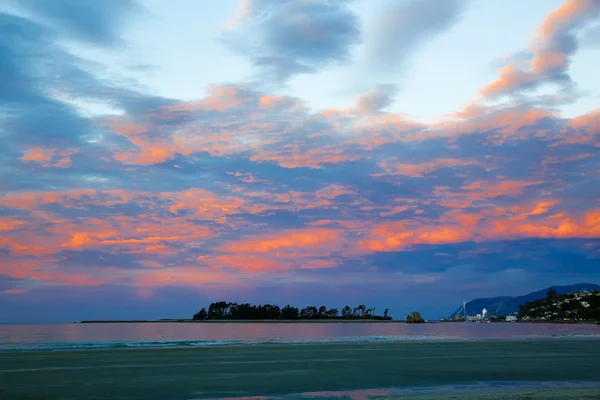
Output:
[193, 308, 207, 320]
[281, 305, 299, 319]
[341, 306, 352, 317]
[353, 304, 366, 317]
[195, 302, 392, 320]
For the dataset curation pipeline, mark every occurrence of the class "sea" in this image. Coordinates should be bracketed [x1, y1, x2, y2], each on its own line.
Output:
[1, 321, 599, 351]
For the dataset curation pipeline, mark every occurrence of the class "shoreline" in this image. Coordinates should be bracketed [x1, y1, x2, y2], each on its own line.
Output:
[77, 319, 600, 324]
[1, 339, 599, 399]
[79, 319, 398, 323]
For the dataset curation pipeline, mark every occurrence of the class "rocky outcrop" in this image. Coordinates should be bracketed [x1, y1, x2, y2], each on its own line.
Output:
[406, 311, 425, 323]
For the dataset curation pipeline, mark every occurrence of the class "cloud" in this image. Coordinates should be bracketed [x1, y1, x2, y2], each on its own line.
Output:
[2, 1, 600, 322]
[20, 147, 77, 168]
[355, 84, 399, 114]
[0, 5, 146, 164]
[375, 157, 480, 178]
[366, 0, 467, 74]
[481, 0, 600, 99]
[223, 0, 361, 83]
[13, 0, 141, 46]
[580, 22, 600, 47]
[219, 228, 340, 254]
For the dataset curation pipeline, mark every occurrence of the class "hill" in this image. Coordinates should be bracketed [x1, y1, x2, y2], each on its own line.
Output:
[449, 283, 600, 318]
[519, 289, 600, 321]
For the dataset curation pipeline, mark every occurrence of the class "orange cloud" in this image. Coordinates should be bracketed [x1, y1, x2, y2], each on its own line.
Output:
[376, 158, 479, 178]
[485, 210, 600, 239]
[2, 259, 105, 286]
[438, 199, 473, 209]
[527, 201, 559, 217]
[251, 147, 359, 168]
[0, 234, 62, 256]
[0, 189, 97, 210]
[160, 86, 258, 114]
[359, 222, 474, 252]
[104, 116, 183, 165]
[58, 217, 215, 252]
[417, 226, 474, 245]
[220, 228, 340, 254]
[0, 218, 25, 232]
[453, 213, 482, 227]
[481, 0, 600, 98]
[20, 147, 77, 168]
[359, 203, 600, 253]
[442, 106, 554, 138]
[161, 188, 245, 221]
[570, 108, 600, 135]
[208, 254, 285, 272]
[300, 260, 338, 269]
[258, 95, 299, 110]
[21, 148, 52, 162]
[461, 180, 540, 200]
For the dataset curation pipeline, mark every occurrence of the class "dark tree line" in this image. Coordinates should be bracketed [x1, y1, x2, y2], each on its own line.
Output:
[193, 302, 392, 320]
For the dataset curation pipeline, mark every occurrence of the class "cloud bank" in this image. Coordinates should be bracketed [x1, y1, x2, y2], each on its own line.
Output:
[1, 0, 599, 322]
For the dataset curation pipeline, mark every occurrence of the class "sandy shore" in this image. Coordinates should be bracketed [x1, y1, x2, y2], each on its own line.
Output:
[1, 339, 599, 399]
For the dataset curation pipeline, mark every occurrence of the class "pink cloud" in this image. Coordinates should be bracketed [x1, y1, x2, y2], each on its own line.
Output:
[219, 228, 340, 254]
[0, 217, 25, 232]
[375, 158, 480, 178]
[481, 0, 600, 98]
[1, 289, 26, 295]
[20, 147, 77, 168]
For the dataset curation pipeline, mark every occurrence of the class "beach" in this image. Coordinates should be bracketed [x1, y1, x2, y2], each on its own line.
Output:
[1, 339, 600, 399]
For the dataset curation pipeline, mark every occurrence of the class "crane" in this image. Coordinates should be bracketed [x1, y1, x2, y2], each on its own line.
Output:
[453, 300, 467, 320]
[493, 300, 505, 317]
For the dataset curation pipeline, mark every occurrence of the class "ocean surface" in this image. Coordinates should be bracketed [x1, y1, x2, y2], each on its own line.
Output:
[1, 321, 599, 351]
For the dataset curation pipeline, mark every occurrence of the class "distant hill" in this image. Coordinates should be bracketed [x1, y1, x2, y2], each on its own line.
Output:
[449, 283, 600, 318]
[519, 289, 600, 321]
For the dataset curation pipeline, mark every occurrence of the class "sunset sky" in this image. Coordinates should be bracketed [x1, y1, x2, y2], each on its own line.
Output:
[1, 0, 600, 322]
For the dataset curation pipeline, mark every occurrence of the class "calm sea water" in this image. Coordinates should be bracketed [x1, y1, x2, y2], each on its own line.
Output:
[1, 322, 599, 351]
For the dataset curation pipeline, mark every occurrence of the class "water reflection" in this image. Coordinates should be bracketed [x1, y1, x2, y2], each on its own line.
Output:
[1, 322, 599, 350]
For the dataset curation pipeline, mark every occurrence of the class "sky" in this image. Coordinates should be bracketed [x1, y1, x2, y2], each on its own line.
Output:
[1, 0, 600, 323]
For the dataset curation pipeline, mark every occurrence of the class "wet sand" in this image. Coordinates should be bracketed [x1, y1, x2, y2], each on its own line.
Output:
[382, 388, 600, 399]
[1, 339, 599, 400]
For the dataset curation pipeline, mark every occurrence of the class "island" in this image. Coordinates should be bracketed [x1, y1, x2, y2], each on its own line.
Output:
[192, 301, 393, 321]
